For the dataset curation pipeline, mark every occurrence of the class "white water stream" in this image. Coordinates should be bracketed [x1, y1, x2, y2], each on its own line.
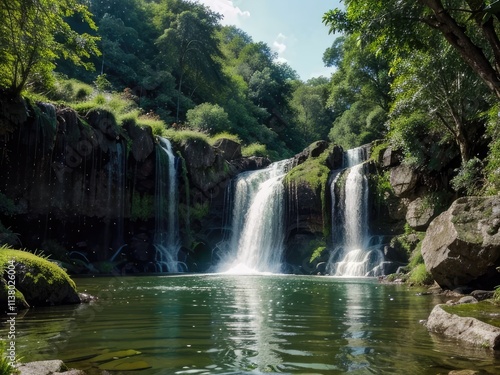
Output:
[154, 137, 182, 272]
[218, 160, 291, 274]
[328, 147, 384, 276]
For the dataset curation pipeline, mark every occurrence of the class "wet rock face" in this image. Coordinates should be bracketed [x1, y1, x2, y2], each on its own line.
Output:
[421, 197, 500, 289]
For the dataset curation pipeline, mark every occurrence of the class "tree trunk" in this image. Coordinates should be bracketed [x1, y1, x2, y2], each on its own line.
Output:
[419, 0, 500, 99]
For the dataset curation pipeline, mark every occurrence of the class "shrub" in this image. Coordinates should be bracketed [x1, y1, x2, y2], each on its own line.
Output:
[408, 263, 433, 285]
[186, 103, 231, 134]
[451, 157, 484, 196]
[242, 143, 267, 157]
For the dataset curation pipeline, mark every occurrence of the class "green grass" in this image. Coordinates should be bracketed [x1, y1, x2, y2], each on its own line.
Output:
[162, 128, 210, 144]
[241, 143, 267, 157]
[209, 132, 242, 145]
[407, 263, 433, 285]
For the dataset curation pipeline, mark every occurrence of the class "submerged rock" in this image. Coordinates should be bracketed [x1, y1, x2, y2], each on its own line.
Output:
[17, 360, 86, 375]
[425, 304, 500, 350]
[421, 196, 500, 289]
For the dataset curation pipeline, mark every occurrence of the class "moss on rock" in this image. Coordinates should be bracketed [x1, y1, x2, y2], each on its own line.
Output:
[0, 247, 80, 310]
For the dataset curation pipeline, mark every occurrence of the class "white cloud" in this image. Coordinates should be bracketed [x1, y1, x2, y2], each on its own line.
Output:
[196, 0, 250, 26]
[272, 33, 287, 56]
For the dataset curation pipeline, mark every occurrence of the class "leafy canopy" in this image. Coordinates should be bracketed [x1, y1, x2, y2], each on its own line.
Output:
[0, 0, 100, 96]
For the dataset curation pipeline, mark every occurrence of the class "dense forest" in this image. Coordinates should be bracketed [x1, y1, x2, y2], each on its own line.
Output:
[1, 0, 500, 245]
[2, 0, 499, 195]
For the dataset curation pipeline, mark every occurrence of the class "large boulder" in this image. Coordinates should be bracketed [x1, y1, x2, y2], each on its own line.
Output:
[406, 197, 436, 231]
[390, 164, 418, 197]
[425, 304, 500, 350]
[421, 196, 500, 289]
[0, 249, 80, 309]
[212, 138, 242, 161]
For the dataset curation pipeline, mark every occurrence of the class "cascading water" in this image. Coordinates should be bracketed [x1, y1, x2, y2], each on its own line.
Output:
[108, 142, 126, 251]
[327, 147, 385, 277]
[217, 160, 291, 274]
[154, 137, 182, 272]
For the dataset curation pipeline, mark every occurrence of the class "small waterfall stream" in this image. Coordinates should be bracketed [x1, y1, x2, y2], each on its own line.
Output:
[154, 137, 182, 272]
[327, 147, 384, 277]
[217, 160, 291, 274]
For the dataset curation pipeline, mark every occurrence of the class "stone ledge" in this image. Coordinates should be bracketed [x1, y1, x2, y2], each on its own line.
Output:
[425, 304, 500, 350]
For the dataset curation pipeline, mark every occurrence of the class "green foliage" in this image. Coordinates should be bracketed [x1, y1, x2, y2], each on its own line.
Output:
[451, 157, 485, 196]
[130, 193, 154, 222]
[310, 246, 327, 263]
[485, 105, 500, 194]
[0, 341, 18, 375]
[241, 143, 267, 157]
[47, 76, 94, 103]
[289, 77, 335, 145]
[370, 141, 389, 163]
[0, 0, 100, 96]
[285, 148, 333, 236]
[162, 128, 210, 144]
[209, 132, 242, 145]
[94, 74, 113, 92]
[408, 263, 433, 286]
[371, 170, 393, 206]
[186, 103, 231, 134]
[494, 285, 500, 303]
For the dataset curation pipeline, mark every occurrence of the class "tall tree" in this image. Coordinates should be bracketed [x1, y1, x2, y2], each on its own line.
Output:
[323, 0, 500, 100]
[155, 0, 224, 122]
[0, 0, 100, 96]
[324, 35, 392, 148]
[391, 38, 490, 163]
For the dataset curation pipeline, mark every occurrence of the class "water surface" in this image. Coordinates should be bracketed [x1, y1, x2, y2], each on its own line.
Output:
[6, 275, 500, 374]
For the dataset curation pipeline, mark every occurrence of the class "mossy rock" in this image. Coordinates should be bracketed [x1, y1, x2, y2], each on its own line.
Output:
[0, 247, 80, 308]
[442, 301, 500, 328]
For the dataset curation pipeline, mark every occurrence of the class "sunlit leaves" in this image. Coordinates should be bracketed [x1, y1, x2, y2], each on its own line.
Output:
[0, 0, 100, 95]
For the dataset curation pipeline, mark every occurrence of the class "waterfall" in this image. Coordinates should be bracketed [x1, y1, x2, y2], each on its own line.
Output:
[154, 137, 182, 272]
[217, 160, 291, 274]
[327, 146, 385, 277]
[108, 142, 126, 252]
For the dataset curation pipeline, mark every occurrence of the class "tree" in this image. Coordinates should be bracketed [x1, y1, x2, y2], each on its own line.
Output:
[290, 77, 334, 143]
[0, 0, 100, 96]
[186, 102, 230, 134]
[391, 39, 490, 163]
[324, 35, 392, 148]
[155, 1, 224, 122]
[323, 0, 500, 100]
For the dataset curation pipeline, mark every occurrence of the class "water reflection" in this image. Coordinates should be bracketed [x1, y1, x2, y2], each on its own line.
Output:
[2, 275, 500, 374]
[213, 276, 283, 372]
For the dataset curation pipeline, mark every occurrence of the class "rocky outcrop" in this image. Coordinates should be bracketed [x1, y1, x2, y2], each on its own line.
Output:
[406, 197, 436, 231]
[212, 138, 242, 161]
[425, 304, 500, 350]
[421, 196, 500, 289]
[390, 164, 418, 197]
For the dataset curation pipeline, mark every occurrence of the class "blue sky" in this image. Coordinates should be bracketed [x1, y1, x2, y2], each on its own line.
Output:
[195, 0, 342, 81]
